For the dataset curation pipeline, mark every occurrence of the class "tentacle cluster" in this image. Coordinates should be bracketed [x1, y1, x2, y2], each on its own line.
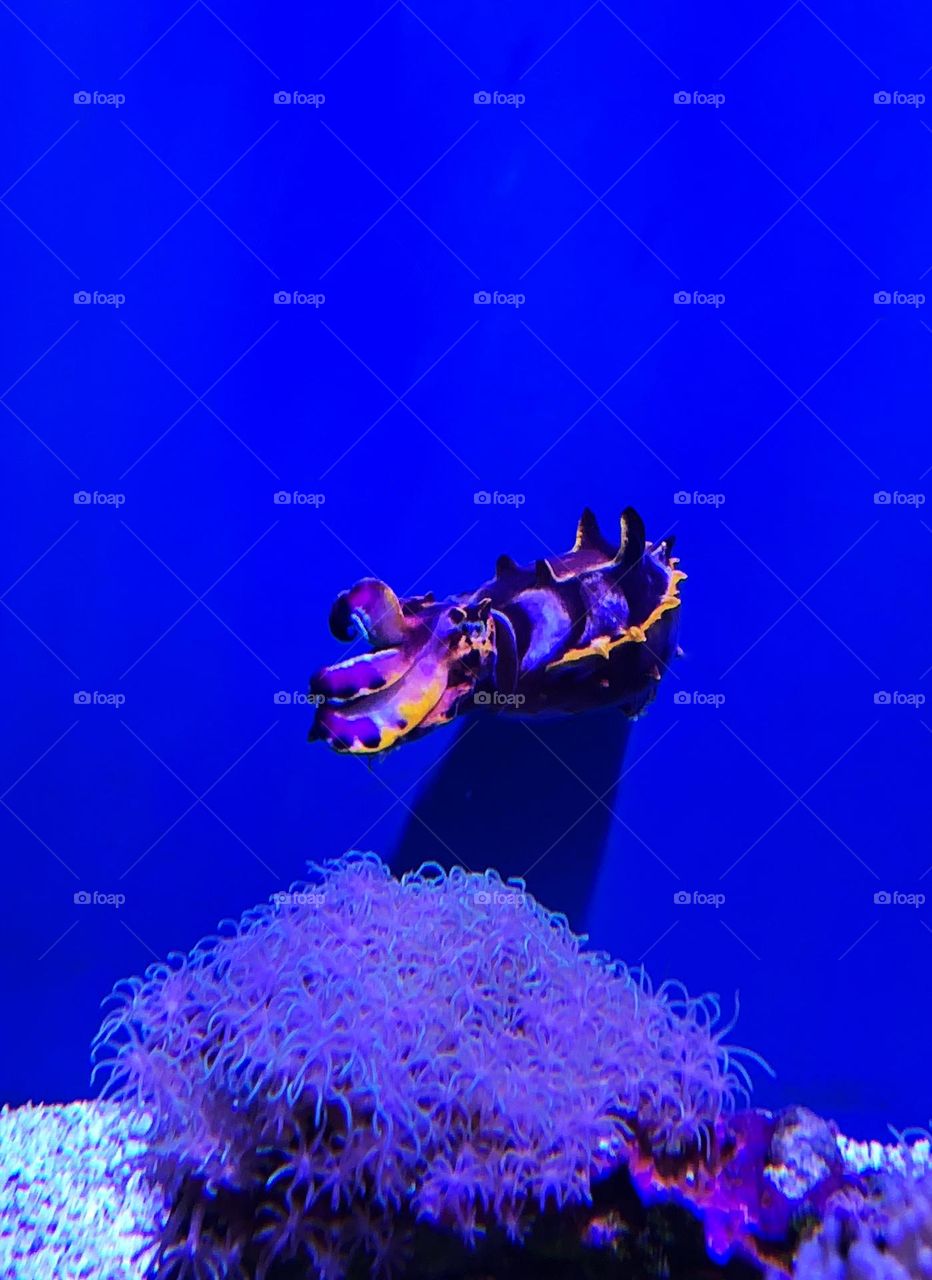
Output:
[94, 853, 748, 1279]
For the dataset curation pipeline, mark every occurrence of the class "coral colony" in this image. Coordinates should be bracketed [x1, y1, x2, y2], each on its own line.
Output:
[81, 854, 931, 1280]
[309, 507, 684, 754]
[92, 854, 742, 1277]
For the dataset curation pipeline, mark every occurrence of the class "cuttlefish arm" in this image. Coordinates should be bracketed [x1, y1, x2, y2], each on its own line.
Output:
[311, 647, 413, 702]
[313, 578, 428, 701]
[310, 597, 496, 754]
[311, 646, 455, 753]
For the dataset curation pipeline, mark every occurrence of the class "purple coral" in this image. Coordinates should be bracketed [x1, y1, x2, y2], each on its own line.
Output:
[792, 1168, 932, 1280]
[93, 853, 753, 1278]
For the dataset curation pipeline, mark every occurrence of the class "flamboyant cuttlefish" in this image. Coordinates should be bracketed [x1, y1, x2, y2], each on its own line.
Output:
[309, 507, 685, 755]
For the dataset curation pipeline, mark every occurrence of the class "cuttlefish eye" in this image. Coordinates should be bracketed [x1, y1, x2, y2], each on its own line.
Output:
[329, 579, 406, 645]
[447, 606, 489, 642]
[329, 592, 366, 642]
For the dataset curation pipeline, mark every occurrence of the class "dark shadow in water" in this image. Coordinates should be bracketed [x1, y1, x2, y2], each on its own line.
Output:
[389, 709, 632, 931]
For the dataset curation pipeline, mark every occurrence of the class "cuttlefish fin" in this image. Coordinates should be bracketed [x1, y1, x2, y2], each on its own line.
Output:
[572, 507, 614, 558]
[490, 608, 519, 695]
[534, 558, 559, 586]
[614, 507, 646, 574]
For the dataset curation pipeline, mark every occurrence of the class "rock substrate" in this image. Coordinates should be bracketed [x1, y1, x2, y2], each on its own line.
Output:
[0, 1100, 163, 1280]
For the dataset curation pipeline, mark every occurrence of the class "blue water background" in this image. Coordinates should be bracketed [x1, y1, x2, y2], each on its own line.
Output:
[2, 1, 930, 1138]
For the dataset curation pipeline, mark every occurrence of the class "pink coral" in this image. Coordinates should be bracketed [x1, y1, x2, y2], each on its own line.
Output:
[93, 853, 751, 1278]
